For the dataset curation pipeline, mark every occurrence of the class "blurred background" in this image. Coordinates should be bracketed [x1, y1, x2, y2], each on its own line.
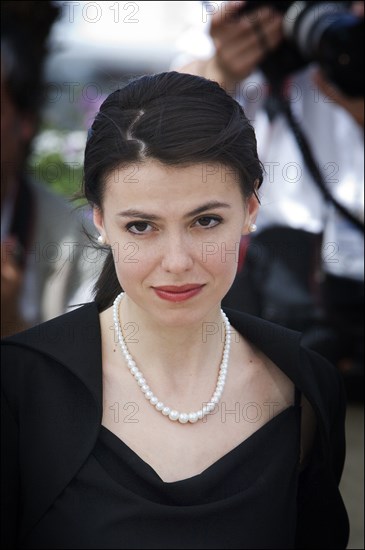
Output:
[1, 1, 364, 547]
[30, 1, 208, 198]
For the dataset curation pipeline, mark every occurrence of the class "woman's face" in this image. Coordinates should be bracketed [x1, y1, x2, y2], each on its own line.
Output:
[93, 160, 258, 326]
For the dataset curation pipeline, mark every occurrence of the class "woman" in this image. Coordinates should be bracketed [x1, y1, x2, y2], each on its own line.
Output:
[1, 72, 349, 549]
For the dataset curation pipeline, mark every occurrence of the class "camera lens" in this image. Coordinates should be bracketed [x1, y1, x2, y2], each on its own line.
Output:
[284, 1, 364, 96]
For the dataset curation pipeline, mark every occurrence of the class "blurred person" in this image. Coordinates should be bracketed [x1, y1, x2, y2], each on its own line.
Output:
[1, 71, 349, 549]
[176, 1, 364, 383]
[1, 1, 101, 338]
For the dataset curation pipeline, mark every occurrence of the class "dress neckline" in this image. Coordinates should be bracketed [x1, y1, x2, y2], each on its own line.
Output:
[99, 405, 298, 485]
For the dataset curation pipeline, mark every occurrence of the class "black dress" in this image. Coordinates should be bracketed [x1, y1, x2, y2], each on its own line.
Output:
[21, 393, 301, 550]
[2, 304, 349, 548]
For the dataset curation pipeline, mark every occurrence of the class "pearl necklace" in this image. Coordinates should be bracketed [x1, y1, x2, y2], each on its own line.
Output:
[112, 292, 231, 424]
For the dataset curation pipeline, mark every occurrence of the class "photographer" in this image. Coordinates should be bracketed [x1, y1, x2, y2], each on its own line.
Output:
[178, 1, 364, 382]
[1, 1, 101, 338]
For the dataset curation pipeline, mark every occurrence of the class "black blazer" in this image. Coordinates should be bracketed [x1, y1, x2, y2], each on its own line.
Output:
[1, 302, 349, 548]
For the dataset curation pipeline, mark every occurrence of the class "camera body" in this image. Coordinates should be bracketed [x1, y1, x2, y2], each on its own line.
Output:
[237, 1, 364, 96]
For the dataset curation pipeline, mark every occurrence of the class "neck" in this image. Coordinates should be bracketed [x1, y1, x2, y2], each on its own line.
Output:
[116, 293, 226, 389]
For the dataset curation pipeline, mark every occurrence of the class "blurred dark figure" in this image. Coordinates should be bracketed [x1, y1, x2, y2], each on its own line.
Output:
[179, 1, 364, 398]
[1, 1, 98, 338]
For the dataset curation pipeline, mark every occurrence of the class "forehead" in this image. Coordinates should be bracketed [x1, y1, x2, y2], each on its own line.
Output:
[103, 161, 243, 206]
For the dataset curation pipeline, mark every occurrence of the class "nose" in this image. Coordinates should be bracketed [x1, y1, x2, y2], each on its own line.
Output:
[160, 232, 194, 274]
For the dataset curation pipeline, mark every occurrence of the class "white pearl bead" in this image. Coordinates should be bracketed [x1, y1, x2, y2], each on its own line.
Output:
[155, 402, 164, 411]
[169, 410, 179, 421]
[150, 396, 158, 405]
[188, 412, 198, 423]
[130, 366, 138, 375]
[145, 390, 153, 400]
[128, 360, 136, 369]
[162, 407, 171, 416]
[134, 372, 143, 380]
[178, 413, 189, 424]
[141, 384, 149, 393]
[137, 377, 146, 386]
[197, 410, 203, 419]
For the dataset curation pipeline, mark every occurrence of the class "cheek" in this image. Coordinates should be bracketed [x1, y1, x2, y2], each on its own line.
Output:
[201, 231, 242, 274]
[111, 240, 151, 285]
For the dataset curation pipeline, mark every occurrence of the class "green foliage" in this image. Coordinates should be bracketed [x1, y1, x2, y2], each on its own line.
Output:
[27, 129, 88, 206]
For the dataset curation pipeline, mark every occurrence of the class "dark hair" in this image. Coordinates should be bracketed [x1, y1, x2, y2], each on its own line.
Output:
[82, 71, 264, 312]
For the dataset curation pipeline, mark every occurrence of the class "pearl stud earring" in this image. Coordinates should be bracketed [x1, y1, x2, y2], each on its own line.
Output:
[248, 223, 257, 233]
[97, 235, 106, 245]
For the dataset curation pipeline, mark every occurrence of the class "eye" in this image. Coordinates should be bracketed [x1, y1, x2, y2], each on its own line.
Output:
[195, 216, 222, 228]
[126, 221, 153, 235]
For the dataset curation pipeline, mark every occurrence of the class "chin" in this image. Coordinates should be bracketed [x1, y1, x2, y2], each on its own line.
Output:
[154, 308, 208, 329]
[152, 296, 223, 328]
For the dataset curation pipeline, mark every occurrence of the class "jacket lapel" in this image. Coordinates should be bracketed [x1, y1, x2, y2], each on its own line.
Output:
[5, 303, 103, 539]
[7, 303, 103, 412]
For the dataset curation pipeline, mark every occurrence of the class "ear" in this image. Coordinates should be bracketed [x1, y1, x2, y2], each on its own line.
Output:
[242, 186, 260, 235]
[93, 206, 105, 237]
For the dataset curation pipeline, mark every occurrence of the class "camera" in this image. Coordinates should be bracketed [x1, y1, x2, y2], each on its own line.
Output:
[237, 1, 364, 96]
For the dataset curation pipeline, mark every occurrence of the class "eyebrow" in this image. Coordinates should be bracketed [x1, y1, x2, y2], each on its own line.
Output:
[116, 201, 231, 220]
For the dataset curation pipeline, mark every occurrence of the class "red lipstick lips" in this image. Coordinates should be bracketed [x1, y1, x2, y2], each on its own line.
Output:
[152, 284, 205, 302]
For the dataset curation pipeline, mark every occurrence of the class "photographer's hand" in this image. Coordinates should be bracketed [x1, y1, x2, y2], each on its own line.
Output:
[179, 1, 283, 93]
[210, 1, 283, 83]
[313, 69, 364, 128]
